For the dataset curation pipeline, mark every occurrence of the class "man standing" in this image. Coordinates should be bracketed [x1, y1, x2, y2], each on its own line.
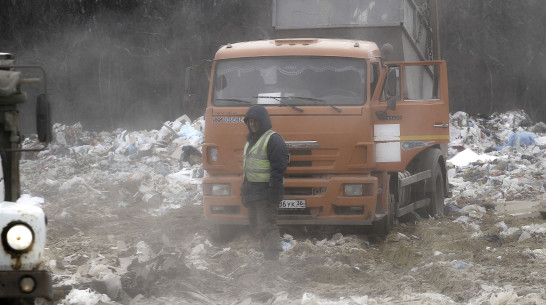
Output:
[241, 105, 288, 261]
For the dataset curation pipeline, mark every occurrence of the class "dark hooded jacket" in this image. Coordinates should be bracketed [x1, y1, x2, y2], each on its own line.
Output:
[242, 105, 288, 201]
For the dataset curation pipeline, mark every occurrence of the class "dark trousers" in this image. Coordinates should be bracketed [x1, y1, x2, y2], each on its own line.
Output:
[247, 198, 282, 255]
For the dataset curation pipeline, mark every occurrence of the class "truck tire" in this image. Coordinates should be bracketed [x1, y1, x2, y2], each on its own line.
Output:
[374, 194, 395, 237]
[429, 162, 445, 216]
[412, 148, 446, 218]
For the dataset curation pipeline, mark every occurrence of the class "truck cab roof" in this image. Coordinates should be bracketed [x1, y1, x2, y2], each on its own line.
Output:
[215, 38, 381, 60]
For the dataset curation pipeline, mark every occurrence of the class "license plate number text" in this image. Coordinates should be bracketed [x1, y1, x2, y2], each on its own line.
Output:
[279, 199, 306, 209]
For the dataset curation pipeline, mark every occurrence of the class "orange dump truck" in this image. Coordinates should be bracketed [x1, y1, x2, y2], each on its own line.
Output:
[197, 0, 450, 236]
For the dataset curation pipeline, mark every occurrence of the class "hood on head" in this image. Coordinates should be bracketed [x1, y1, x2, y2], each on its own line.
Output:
[244, 105, 272, 136]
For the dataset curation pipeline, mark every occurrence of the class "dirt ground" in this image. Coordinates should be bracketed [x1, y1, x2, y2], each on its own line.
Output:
[19, 157, 546, 305]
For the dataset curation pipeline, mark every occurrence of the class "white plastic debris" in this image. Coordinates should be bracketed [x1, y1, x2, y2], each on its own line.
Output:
[16, 194, 45, 206]
[518, 231, 532, 242]
[167, 168, 202, 185]
[136, 241, 153, 263]
[447, 148, 498, 167]
[189, 243, 206, 257]
[59, 177, 85, 192]
[489, 290, 519, 305]
[495, 221, 508, 232]
[522, 223, 546, 235]
[59, 288, 112, 305]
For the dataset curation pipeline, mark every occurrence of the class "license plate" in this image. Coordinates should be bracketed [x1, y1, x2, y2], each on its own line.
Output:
[279, 199, 306, 209]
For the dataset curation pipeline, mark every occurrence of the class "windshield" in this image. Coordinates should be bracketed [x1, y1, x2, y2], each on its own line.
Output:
[212, 57, 367, 107]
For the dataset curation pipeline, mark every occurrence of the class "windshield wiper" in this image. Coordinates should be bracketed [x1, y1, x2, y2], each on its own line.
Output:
[215, 98, 253, 104]
[287, 96, 342, 113]
[218, 96, 341, 113]
[253, 96, 304, 112]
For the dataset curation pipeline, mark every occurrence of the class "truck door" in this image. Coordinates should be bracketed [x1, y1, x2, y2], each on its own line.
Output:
[372, 61, 450, 171]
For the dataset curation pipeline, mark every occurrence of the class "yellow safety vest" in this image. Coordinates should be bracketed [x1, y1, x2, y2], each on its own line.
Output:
[243, 129, 276, 182]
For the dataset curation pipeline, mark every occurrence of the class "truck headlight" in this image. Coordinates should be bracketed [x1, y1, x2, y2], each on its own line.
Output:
[343, 184, 364, 197]
[20, 276, 36, 293]
[3, 223, 34, 252]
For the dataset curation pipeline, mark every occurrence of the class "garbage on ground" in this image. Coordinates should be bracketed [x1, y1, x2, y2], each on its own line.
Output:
[59, 288, 112, 305]
[23, 116, 205, 216]
[448, 110, 545, 205]
[453, 260, 474, 270]
[17, 109, 545, 305]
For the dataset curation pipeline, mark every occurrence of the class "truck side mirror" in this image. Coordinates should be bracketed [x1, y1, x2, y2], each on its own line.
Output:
[385, 67, 400, 110]
[36, 94, 52, 143]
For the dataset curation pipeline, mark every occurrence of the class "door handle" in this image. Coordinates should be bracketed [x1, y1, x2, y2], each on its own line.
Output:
[433, 124, 449, 128]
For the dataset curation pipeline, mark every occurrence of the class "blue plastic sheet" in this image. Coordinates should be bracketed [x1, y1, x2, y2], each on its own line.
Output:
[178, 122, 203, 140]
[507, 132, 536, 146]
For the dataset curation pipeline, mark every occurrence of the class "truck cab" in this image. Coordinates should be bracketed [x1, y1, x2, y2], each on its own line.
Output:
[191, 0, 450, 238]
[0, 52, 53, 302]
[200, 38, 449, 233]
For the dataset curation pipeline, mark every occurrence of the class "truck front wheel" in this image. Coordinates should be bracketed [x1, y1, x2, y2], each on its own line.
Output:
[373, 193, 396, 237]
[429, 162, 445, 216]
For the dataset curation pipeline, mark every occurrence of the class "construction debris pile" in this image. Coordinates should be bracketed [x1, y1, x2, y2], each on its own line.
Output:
[18, 110, 545, 305]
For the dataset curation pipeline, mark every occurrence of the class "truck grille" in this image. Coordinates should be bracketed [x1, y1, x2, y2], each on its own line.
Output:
[287, 148, 337, 168]
[288, 149, 312, 167]
[288, 161, 312, 167]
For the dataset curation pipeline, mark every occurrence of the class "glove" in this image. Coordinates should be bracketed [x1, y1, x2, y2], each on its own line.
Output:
[267, 186, 283, 204]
